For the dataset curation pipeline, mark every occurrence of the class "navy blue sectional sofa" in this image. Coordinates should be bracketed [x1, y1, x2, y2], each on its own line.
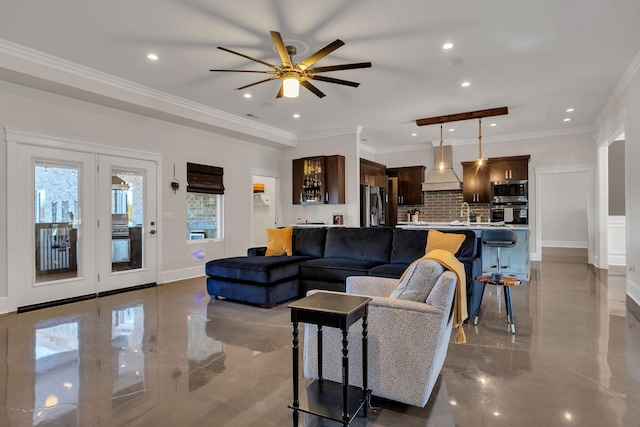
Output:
[205, 227, 483, 317]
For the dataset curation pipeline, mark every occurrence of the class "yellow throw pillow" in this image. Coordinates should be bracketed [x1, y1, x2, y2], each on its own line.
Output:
[425, 229, 466, 255]
[265, 226, 293, 256]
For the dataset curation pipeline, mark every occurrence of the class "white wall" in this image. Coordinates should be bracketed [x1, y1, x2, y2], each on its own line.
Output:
[0, 80, 281, 303]
[281, 133, 360, 227]
[594, 52, 640, 305]
[608, 216, 627, 265]
[540, 172, 590, 248]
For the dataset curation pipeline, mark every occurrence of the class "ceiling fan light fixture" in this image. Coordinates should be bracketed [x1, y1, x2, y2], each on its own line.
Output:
[283, 73, 300, 98]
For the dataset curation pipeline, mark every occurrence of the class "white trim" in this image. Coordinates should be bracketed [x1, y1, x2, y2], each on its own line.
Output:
[5, 127, 162, 162]
[160, 267, 205, 284]
[535, 164, 595, 267]
[297, 127, 358, 141]
[595, 49, 640, 128]
[628, 278, 640, 309]
[541, 240, 588, 249]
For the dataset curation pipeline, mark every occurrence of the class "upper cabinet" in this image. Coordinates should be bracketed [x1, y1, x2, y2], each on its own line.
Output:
[292, 155, 345, 205]
[462, 161, 490, 203]
[386, 166, 425, 205]
[489, 155, 530, 183]
[360, 158, 387, 185]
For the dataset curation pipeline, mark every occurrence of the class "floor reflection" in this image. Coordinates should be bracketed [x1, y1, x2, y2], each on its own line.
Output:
[0, 252, 639, 426]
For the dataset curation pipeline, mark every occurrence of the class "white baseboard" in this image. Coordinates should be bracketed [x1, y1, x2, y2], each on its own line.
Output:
[608, 253, 626, 266]
[161, 266, 206, 284]
[541, 240, 588, 248]
[628, 278, 640, 308]
[0, 296, 15, 315]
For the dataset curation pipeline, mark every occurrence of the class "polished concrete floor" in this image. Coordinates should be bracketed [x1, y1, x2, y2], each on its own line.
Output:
[1, 249, 639, 426]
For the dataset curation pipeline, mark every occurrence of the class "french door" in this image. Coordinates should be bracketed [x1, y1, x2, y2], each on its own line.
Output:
[97, 156, 157, 293]
[7, 132, 159, 310]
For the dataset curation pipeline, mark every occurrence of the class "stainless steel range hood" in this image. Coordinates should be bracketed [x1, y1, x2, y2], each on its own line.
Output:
[421, 145, 462, 191]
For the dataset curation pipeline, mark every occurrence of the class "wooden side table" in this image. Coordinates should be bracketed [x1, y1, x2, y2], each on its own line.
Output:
[287, 292, 371, 426]
[474, 275, 521, 334]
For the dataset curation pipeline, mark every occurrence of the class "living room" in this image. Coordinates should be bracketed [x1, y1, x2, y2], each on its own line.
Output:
[1, 1, 640, 425]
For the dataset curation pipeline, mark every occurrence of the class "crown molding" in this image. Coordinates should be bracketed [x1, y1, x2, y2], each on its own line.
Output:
[594, 48, 640, 128]
[0, 38, 297, 144]
[297, 126, 359, 141]
[363, 126, 593, 153]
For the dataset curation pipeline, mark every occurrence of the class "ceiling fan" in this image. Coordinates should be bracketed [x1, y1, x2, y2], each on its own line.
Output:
[209, 31, 371, 99]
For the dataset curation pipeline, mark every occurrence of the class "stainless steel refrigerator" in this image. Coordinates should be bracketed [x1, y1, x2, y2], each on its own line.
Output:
[360, 185, 385, 227]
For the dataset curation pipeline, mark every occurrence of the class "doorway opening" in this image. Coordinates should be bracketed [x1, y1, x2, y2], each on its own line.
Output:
[252, 174, 278, 246]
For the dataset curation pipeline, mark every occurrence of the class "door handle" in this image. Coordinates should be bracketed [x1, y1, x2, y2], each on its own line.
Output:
[149, 229, 157, 235]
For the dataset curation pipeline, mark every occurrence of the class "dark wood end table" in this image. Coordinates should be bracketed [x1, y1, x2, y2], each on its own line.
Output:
[287, 292, 372, 426]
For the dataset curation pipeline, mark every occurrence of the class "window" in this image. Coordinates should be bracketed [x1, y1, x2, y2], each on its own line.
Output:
[186, 163, 224, 240]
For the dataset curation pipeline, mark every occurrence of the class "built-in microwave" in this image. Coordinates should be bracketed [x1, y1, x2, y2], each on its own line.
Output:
[491, 181, 528, 201]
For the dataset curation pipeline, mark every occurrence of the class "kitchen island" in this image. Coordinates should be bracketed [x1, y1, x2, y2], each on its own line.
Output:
[397, 222, 530, 281]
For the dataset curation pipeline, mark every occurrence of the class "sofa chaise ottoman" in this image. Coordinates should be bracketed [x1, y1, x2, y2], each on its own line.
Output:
[205, 227, 327, 307]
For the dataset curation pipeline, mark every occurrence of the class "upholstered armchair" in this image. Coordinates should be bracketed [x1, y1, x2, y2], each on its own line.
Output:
[303, 259, 457, 407]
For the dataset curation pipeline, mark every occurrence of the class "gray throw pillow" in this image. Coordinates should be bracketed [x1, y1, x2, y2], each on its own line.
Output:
[390, 259, 445, 302]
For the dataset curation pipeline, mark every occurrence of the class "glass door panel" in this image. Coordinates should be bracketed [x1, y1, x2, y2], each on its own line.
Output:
[34, 161, 80, 283]
[110, 168, 144, 273]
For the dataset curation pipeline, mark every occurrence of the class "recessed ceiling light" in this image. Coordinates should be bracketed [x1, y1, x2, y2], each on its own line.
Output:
[147, 53, 158, 61]
[449, 128, 455, 132]
[442, 43, 453, 50]
[293, 113, 300, 118]
[243, 93, 252, 99]
[411, 133, 417, 137]
[563, 118, 571, 122]
[566, 108, 574, 112]
[490, 123, 497, 127]
[461, 81, 470, 87]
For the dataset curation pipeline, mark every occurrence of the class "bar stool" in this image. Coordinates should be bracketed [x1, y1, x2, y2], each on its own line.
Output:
[475, 229, 518, 334]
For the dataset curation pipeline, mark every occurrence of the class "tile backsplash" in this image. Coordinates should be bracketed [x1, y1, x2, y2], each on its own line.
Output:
[399, 190, 490, 222]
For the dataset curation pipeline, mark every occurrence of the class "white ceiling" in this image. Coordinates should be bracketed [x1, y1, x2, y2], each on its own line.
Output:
[1, 0, 639, 150]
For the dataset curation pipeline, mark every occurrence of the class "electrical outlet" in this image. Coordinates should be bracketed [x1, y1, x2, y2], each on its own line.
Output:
[629, 264, 636, 272]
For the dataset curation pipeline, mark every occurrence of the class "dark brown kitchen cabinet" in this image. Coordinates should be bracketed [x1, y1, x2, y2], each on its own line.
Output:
[489, 155, 530, 183]
[386, 166, 425, 205]
[360, 158, 386, 185]
[292, 155, 345, 204]
[462, 161, 490, 203]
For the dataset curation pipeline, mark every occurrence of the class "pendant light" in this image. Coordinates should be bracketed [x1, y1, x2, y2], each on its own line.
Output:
[439, 124, 445, 171]
[477, 118, 484, 165]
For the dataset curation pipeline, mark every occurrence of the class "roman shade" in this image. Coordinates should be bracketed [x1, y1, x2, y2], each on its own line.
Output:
[187, 162, 224, 194]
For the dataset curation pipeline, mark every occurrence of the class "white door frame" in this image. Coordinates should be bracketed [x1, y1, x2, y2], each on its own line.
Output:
[250, 167, 280, 245]
[5, 127, 162, 312]
[534, 164, 595, 264]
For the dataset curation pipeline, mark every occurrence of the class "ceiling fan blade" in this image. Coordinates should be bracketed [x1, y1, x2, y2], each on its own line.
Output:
[276, 83, 284, 98]
[209, 69, 276, 74]
[236, 77, 278, 91]
[297, 39, 345, 71]
[301, 80, 326, 98]
[217, 46, 279, 69]
[270, 31, 293, 68]
[308, 62, 372, 73]
[311, 75, 360, 87]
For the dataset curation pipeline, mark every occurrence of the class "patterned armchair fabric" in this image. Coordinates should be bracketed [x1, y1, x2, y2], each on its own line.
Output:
[303, 259, 456, 407]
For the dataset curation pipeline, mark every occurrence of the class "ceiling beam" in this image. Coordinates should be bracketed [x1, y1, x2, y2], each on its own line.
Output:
[416, 106, 509, 126]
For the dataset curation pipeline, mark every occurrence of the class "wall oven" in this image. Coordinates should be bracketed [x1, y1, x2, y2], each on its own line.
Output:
[491, 203, 528, 224]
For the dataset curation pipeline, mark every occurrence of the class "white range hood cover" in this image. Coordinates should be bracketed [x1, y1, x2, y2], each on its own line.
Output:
[422, 145, 462, 191]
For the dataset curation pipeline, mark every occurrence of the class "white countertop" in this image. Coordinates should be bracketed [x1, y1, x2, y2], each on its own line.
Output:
[397, 221, 530, 231]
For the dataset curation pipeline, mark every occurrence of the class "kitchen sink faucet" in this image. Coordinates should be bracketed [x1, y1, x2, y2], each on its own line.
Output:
[461, 202, 470, 225]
